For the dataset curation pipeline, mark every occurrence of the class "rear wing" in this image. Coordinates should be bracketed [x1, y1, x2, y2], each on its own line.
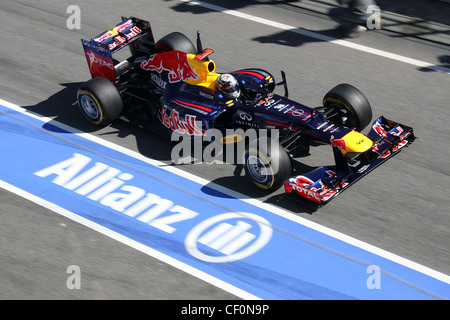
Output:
[81, 17, 154, 81]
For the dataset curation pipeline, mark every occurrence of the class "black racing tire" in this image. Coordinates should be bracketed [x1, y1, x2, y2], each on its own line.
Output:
[322, 83, 372, 132]
[77, 77, 123, 126]
[156, 32, 197, 54]
[243, 137, 292, 191]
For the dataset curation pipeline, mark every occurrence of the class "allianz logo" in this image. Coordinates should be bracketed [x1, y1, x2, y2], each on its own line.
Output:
[33, 153, 198, 234]
[33, 153, 272, 262]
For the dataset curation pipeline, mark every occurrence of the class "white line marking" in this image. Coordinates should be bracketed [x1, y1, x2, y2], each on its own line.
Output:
[181, 0, 450, 74]
[1, 98, 449, 288]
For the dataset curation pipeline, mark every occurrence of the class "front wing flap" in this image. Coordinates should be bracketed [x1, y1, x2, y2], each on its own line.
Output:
[284, 116, 415, 206]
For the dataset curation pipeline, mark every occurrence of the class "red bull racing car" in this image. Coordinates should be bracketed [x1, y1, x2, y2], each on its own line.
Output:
[77, 17, 415, 206]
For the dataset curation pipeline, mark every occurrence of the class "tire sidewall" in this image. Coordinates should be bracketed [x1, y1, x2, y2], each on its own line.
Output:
[244, 137, 292, 190]
[78, 89, 104, 125]
[156, 32, 197, 54]
[323, 83, 372, 132]
[77, 77, 123, 126]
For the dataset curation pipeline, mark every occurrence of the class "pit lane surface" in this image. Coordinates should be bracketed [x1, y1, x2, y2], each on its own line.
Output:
[1, 0, 449, 299]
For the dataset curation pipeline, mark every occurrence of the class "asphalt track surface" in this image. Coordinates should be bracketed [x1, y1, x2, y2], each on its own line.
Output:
[1, 0, 449, 300]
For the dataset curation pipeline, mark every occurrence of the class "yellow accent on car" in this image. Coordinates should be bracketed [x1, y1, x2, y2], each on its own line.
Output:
[342, 131, 373, 153]
[78, 90, 103, 125]
[222, 134, 243, 144]
[184, 54, 220, 90]
[225, 100, 235, 107]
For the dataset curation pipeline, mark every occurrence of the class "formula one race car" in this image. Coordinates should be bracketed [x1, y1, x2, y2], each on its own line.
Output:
[77, 17, 415, 206]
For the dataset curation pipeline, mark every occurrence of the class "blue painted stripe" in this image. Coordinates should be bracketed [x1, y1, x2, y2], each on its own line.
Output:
[0, 103, 449, 299]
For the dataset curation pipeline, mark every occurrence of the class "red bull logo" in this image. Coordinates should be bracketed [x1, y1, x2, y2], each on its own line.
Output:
[330, 135, 347, 151]
[94, 19, 134, 43]
[95, 30, 116, 43]
[160, 106, 205, 135]
[141, 51, 199, 83]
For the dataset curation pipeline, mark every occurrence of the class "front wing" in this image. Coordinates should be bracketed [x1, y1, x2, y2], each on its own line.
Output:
[284, 116, 415, 206]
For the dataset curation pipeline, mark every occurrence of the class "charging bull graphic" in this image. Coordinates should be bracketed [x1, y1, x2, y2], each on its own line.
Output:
[330, 135, 347, 151]
[141, 51, 199, 83]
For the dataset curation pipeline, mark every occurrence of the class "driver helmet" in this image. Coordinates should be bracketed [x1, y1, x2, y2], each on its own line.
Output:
[216, 74, 240, 99]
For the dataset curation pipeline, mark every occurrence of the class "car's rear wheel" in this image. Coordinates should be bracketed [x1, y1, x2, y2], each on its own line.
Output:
[156, 32, 197, 54]
[77, 77, 123, 126]
[244, 137, 292, 190]
[322, 83, 372, 132]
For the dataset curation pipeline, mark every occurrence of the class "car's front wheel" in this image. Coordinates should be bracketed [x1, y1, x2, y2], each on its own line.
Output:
[243, 137, 292, 190]
[321, 83, 372, 132]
